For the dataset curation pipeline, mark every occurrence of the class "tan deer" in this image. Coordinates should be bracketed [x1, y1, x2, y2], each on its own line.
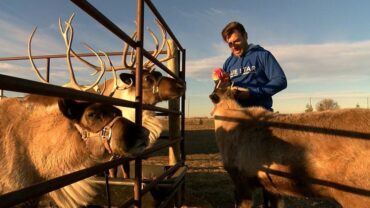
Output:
[0, 95, 150, 207]
[28, 14, 185, 146]
[210, 83, 370, 208]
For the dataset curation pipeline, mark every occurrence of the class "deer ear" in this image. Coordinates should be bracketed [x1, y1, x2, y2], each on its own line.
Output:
[58, 99, 89, 120]
[151, 70, 162, 79]
[119, 73, 136, 85]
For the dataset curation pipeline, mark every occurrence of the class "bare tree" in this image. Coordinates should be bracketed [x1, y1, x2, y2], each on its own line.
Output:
[315, 98, 340, 111]
[305, 103, 313, 112]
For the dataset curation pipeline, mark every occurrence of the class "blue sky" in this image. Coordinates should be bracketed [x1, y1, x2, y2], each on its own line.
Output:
[1, 0, 370, 117]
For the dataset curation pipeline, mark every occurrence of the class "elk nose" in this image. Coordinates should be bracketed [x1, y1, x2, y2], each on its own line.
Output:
[177, 80, 186, 90]
[209, 93, 220, 104]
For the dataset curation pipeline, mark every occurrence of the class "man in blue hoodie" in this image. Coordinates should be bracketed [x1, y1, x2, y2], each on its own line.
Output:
[221, 21, 287, 111]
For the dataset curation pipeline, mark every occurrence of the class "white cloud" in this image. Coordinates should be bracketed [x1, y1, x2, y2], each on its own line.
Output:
[187, 40, 370, 83]
[269, 41, 370, 83]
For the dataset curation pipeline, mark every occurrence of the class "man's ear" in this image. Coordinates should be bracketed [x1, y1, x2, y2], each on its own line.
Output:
[58, 99, 89, 120]
[119, 73, 136, 85]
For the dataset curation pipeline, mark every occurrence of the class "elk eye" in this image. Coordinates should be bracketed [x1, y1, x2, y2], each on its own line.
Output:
[144, 75, 155, 85]
[87, 112, 98, 120]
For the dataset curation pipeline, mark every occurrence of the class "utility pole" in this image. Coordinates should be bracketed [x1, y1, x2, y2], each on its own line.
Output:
[187, 97, 190, 118]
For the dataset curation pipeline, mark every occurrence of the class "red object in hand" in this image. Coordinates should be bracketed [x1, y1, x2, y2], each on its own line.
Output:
[212, 68, 230, 82]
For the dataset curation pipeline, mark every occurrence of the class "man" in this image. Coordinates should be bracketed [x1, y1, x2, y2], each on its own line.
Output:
[221, 21, 287, 111]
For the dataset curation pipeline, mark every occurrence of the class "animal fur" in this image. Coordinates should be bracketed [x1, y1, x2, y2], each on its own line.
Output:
[103, 72, 185, 145]
[0, 95, 149, 207]
[210, 88, 370, 207]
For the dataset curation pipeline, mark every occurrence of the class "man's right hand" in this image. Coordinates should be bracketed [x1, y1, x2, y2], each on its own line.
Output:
[231, 86, 249, 102]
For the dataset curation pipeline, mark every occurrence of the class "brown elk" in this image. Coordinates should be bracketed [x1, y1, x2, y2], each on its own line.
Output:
[0, 95, 150, 207]
[209, 85, 370, 207]
[28, 14, 185, 145]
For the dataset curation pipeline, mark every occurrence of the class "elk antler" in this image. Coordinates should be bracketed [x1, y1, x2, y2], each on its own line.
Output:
[143, 19, 173, 70]
[58, 13, 105, 91]
[28, 27, 48, 83]
[121, 31, 137, 70]
[67, 18, 173, 73]
[103, 52, 133, 97]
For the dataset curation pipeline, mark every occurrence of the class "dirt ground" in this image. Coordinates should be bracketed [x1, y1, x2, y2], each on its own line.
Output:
[142, 118, 235, 207]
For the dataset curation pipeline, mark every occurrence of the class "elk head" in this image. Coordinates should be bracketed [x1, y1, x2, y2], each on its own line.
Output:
[209, 68, 233, 105]
[63, 15, 185, 104]
[58, 98, 149, 157]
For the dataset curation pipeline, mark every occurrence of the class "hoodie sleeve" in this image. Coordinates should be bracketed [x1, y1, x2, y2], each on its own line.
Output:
[248, 51, 287, 97]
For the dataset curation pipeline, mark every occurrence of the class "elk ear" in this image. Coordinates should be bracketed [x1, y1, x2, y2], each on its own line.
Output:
[151, 71, 162, 79]
[58, 99, 89, 120]
[119, 73, 136, 85]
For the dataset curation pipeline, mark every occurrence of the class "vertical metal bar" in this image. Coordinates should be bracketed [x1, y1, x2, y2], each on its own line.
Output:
[104, 171, 112, 208]
[134, 158, 142, 208]
[180, 49, 186, 164]
[45, 58, 50, 82]
[180, 49, 186, 205]
[134, 0, 144, 207]
[135, 0, 144, 125]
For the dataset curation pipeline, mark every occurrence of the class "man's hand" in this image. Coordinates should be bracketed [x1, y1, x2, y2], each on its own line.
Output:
[231, 86, 249, 101]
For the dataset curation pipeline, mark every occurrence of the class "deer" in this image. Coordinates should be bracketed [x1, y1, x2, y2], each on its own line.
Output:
[209, 80, 370, 207]
[0, 95, 150, 207]
[28, 14, 185, 147]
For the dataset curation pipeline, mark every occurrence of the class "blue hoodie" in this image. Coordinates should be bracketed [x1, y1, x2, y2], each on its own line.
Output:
[223, 44, 287, 111]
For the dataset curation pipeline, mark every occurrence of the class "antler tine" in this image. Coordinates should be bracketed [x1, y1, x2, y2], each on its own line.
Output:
[79, 44, 106, 91]
[59, 14, 112, 74]
[152, 19, 167, 58]
[60, 17, 105, 91]
[103, 52, 134, 97]
[143, 19, 173, 69]
[146, 38, 173, 70]
[120, 31, 137, 71]
[59, 17, 79, 89]
[28, 27, 48, 83]
[143, 26, 159, 69]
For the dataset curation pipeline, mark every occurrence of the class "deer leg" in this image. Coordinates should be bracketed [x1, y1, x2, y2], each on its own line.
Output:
[109, 167, 118, 178]
[121, 162, 130, 179]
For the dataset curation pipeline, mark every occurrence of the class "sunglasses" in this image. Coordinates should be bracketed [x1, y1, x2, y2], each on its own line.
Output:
[227, 40, 242, 48]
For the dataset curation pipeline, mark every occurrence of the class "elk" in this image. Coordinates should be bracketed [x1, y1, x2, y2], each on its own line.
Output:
[0, 95, 150, 207]
[28, 14, 185, 145]
[209, 84, 370, 207]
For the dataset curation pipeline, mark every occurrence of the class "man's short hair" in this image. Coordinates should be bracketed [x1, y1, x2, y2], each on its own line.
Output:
[221, 21, 248, 41]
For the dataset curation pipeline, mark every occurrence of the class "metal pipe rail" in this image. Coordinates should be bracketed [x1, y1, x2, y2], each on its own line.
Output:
[71, 0, 182, 80]
[0, 74, 135, 107]
[119, 162, 184, 208]
[144, 0, 184, 51]
[0, 51, 124, 62]
[0, 132, 184, 207]
[0, 156, 132, 208]
[0, 74, 182, 115]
